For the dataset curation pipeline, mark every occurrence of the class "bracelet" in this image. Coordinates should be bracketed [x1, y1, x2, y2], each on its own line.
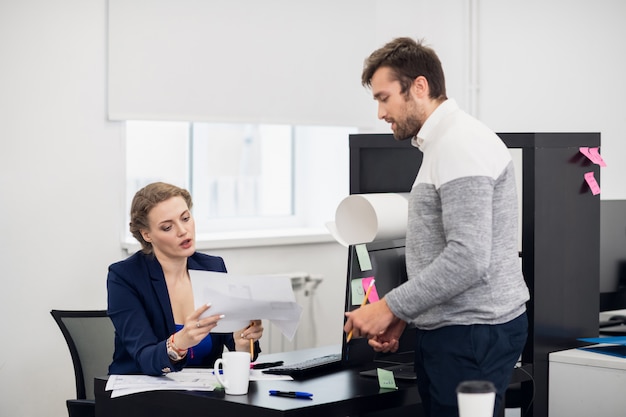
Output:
[166, 335, 187, 362]
[170, 333, 187, 354]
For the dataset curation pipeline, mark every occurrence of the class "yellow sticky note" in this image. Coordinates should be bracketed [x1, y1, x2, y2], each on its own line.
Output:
[377, 368, 398, 390]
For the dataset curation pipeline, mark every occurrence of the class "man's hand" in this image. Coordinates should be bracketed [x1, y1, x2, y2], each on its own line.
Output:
[344, 298, 404, 350]
[368, 317, 406, 353]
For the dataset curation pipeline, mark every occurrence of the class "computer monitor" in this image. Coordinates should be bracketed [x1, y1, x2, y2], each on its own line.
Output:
[599, 200, 626, 312]
[341, 238, 416, 368]
[349, 134, 422, 194]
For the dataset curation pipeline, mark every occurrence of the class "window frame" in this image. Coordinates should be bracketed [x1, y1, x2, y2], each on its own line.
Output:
[123, 121, 355, 251]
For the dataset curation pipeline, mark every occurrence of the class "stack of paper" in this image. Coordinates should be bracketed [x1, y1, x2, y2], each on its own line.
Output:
[106, 369, 292, 398]
[106, 370, 218, 398]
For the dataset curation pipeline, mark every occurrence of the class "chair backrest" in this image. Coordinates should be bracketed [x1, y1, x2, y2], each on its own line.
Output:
[51, 310, 115, 401]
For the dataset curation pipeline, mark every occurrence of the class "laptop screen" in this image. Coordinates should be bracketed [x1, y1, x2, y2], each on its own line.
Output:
[341, 238, 416, 368]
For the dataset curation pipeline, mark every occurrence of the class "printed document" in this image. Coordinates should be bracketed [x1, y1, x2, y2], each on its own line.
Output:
[189, 270, 302, 340]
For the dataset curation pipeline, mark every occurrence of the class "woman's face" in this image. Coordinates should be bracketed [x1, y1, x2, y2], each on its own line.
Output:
[141, 196, 196, 261]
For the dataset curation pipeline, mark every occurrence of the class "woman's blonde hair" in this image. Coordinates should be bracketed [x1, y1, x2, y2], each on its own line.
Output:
[129, 182, 193, 254]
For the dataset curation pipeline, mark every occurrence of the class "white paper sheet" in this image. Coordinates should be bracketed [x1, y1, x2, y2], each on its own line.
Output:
[106, 368, 292, 397]
[189, 270, 302, 340]
[327, 193, 409, 246]
[105, 371, 218, 397]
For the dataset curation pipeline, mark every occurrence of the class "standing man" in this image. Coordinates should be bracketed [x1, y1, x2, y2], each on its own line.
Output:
[343, 37, 530, 417]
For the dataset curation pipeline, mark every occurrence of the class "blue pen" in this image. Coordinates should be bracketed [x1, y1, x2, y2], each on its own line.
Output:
[269, 390, 313, 399]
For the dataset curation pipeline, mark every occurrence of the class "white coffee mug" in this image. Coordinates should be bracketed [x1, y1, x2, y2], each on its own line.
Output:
[456, 380, 496, 417]
[214, 351, 251, 395]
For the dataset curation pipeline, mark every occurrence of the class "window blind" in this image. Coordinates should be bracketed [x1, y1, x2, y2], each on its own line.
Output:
[108, 0, 376, 128]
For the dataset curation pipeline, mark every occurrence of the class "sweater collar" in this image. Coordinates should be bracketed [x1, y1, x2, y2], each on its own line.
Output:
[411, 98, 458, 150]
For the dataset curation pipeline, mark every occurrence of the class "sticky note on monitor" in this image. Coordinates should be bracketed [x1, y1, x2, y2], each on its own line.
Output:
[351, 277, 380, 306]
[355, 244, 372, 271]
[377, 368, 398, 390]
[362, 277, 380, 303]
[351, 278, 367, 306]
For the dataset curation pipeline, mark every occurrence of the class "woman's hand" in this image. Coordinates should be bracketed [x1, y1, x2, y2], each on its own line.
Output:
[234, 320, 264, 353]
[176, 304, 224, 350]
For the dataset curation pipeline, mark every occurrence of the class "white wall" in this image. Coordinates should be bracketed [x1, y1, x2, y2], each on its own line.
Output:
[0, 2, 124, 417]
[478, 0, 626, 199]
[206, 242, 348, 353]
[1, 1, 625, 417]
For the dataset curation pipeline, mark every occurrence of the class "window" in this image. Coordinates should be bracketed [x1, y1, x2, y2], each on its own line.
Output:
[126, 121, 355, 241]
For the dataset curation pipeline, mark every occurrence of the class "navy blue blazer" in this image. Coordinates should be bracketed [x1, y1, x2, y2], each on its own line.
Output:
[107, 251, 259, 375]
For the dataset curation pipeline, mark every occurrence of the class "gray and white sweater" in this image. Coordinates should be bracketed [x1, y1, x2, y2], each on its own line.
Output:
[385, 99, 530, 330]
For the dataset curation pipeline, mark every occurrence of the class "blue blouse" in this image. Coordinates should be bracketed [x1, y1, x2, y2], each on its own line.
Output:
[175, 324, 213, 366]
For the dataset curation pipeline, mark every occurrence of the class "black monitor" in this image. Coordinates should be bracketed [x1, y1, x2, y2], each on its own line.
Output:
[349, 134, 422, 194]
[349, 132, 528, 195]
[599, 200, 626, 312]
[341, 238, 416, 367]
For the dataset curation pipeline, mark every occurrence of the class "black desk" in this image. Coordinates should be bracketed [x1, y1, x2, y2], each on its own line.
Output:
[95, 346, 423, 417]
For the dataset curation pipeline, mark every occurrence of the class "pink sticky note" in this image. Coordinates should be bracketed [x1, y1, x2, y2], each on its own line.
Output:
[588, 147, 607, 167]
[579, 147, 592, 160]
[584, 172, 601, 195]
[362, 277, 380, 303]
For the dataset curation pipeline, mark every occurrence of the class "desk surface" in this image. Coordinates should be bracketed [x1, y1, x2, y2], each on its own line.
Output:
[550, 345, 626, 370]
[95, 346, 423, 417]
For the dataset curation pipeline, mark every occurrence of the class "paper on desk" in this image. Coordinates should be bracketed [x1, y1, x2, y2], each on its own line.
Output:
[250, 369, 293, 381]
[106, 370, 218, 398]
[190, 270, 302, 340]
[106, 369, 292, 397]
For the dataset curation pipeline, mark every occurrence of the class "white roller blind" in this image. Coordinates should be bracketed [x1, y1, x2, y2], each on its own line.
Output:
[108, 0, 376, 127]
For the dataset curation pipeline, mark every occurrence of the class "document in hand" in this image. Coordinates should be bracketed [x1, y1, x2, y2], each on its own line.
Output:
[189, 270, 303, 340]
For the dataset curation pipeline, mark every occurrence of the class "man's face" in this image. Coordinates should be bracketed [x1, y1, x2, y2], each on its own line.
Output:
[370, 67, 424, 141]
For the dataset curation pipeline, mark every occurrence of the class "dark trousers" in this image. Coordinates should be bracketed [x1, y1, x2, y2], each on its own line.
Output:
[414, 312, 528, 417]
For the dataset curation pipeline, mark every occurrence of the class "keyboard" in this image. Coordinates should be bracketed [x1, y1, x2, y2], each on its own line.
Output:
[262, 353, 342, 377]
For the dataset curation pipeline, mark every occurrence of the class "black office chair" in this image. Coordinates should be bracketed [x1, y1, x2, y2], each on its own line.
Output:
[50, 310, 114, 417]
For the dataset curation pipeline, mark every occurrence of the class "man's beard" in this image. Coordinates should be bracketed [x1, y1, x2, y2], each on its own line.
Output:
[391, 98, 423, 141]
[392, 115, 422, 141]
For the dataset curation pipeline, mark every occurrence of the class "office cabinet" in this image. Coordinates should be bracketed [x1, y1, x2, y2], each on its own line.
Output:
[503, 133, 600, 417]
[549, 347, 626, 416]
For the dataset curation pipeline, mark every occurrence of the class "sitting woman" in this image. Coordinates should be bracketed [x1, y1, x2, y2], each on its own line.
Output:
[107, 182, 263, 375]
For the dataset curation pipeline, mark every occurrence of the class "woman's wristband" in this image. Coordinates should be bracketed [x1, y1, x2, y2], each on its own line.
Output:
[167, 333, 188, 362]
[170, 333, 187, 354]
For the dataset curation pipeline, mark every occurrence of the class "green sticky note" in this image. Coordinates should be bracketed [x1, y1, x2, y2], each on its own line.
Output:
[355, 244, 372, 271]
[351, 278, 366, 306]
[377, 368, 398, 390]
